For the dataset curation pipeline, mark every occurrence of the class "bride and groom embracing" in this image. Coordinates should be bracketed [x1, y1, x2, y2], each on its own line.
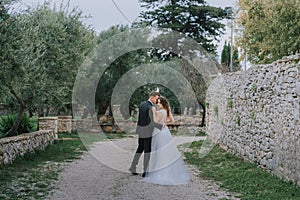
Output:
[129, 91, 190, 185]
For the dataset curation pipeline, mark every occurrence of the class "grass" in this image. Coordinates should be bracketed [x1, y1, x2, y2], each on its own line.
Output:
[184, 140, 300, 200]
[3, 132, 298, 199]
[171, 129, 206, 137]
[195, 131, 207, 137]
[0, 131, 127, 200]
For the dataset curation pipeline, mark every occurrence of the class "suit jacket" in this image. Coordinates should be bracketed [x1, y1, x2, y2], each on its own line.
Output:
[136, 100, 163, 138]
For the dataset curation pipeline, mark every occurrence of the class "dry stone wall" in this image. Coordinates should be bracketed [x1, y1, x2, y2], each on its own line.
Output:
[206, 54, 300, 186]
[0, 130, 56, 166]
[39, 117, 58, 134]
[39, 113, 205, 134]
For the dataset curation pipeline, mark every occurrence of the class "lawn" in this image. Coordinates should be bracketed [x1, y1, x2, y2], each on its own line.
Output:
[184, 140, 300, 200]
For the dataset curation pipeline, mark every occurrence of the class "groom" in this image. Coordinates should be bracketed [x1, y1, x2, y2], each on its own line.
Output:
[129, 91, 163, 177]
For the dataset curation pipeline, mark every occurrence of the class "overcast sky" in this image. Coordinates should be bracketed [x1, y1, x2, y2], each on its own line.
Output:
[13, 0, 238, 58]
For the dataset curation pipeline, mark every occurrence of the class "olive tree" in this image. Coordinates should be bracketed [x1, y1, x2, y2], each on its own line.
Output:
[0, 2, 96, 135]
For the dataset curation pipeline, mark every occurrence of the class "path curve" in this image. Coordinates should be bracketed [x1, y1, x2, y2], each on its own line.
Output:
[47, 136, 239, 200]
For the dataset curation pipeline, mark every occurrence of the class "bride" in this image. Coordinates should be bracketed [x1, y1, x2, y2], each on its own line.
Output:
[143, 96, 190, 185]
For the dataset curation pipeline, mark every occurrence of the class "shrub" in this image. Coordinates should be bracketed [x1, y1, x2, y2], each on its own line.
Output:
[227, 98, 233, 108]
[213, 105, 219, 117]
[0, 114, 34, 138]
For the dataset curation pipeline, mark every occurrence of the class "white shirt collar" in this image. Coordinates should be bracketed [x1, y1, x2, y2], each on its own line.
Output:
[147, 99, 153, 106]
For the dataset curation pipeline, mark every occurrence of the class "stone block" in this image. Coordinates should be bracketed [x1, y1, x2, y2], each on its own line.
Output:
[39, 117, 58, 134]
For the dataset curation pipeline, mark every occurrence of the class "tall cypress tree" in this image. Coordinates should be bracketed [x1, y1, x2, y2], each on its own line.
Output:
[221, 41, 240, 72]
[138, 0, 227, 54]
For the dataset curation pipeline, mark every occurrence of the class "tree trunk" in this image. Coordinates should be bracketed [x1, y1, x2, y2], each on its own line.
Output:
[8, 105, 26, 136]
[108, 105, 113, 116]
[198, 101, 206, 127]
[45, 106, 50, 116]
[29, 108, 34, 118]
[7, 87, 27, 136]
[97, 101, 109, 116]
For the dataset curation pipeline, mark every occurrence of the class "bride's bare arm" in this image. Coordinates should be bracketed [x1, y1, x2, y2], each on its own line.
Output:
[167, 111, 175, 124]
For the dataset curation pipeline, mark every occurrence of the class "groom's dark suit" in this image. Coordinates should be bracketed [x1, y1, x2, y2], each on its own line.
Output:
[129, 100, 163, 175]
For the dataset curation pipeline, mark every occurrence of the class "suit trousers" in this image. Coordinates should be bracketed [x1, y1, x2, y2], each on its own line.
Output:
[130, 137, 152, 172]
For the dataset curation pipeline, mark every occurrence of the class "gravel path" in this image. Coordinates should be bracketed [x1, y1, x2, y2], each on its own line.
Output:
[47, 136, 239, 200]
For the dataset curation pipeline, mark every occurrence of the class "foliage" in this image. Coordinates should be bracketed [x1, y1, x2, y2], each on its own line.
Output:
[126, 58, 200, 112]
[227, 98, 233, 108]
[0, 0, 12, 23]
[23, 3, 96, 116]
[129, 83, 181, 115]
[137, 0, 227, 54]
[250, 111, 255, 119]
[124, 58, 205, 120]
[0, 2, 96, 135]
[73, 25, 151, 118]
[184, 140, 300, 200]
[96, 49, 149, 116]
[252, 83, 257, 92]
[236, 0, 300, 64]
[0, 114, 34, 137]
[213, 105, 218, 117]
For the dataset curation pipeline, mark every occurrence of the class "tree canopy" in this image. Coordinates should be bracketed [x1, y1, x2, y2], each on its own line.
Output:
[236, 0, 300, 64]
[0, 2, 96, 135]
[137, 0, 227, 54]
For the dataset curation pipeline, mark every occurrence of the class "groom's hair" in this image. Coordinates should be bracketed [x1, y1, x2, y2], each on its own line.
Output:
[150, 91, 160, 97]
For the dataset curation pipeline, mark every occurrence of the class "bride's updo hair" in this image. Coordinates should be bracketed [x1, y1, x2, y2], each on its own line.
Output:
[158, 96, 171, 117]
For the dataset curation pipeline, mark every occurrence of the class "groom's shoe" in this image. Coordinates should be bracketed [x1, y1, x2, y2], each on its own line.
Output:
[128, 167, 138, 175]
[142, 172, 146, 177]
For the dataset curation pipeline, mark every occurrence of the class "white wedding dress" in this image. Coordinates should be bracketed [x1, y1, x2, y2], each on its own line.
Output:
[143, 109, 190, 185]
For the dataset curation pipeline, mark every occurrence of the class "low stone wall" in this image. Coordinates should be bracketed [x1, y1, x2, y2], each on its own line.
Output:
[0, 130, 56, 166]
[39, 116, 123, 133]
[39, 117, 58, 134]
[39, 114, 204, 135]
[206, 54, 300, 186]
[58, 116, 72, 133]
